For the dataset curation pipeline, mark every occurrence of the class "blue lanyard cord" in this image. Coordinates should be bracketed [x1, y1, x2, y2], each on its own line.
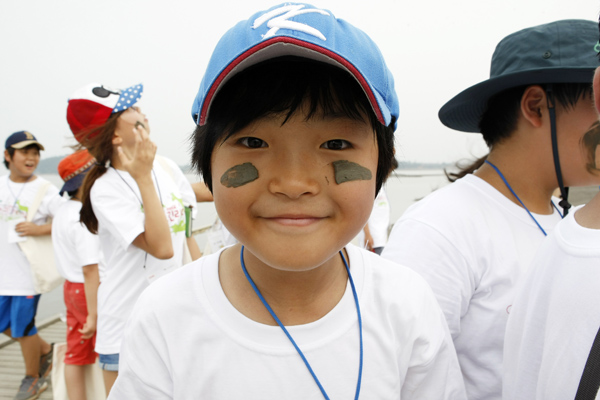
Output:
[485, 160, 562, 236]
[239, 246, 363, 400]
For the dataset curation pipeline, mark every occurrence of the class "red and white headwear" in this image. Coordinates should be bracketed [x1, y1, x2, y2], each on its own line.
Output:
[66, 83, 143, 142]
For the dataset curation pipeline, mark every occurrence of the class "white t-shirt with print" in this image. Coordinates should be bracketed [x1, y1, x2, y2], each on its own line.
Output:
[503, 207, 600, 400]
[52, 200, 101, 283]
[91, 157, 196, 355]
[382, 174, 563, 400]
[0, 175, 64, 295]
[109, 244, 467, 400]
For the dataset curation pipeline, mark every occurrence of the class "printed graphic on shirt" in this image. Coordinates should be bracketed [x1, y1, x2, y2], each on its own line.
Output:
[166, 193, 186, 234]
[0, 200, 28, 222]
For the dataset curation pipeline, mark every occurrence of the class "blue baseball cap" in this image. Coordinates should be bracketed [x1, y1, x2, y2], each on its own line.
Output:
[5, 131, 45, 151]
[191, 3, 399, 130]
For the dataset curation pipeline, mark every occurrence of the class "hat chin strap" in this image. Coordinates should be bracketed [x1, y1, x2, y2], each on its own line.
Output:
[546, 84, 571, 216]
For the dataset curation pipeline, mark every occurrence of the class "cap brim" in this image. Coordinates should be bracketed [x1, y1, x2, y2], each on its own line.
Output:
[439, 67, 595, 133]
[59, 173, 86, 196]
[10, 140, 45, 151]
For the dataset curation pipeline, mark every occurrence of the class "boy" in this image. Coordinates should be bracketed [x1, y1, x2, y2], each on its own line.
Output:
[109, 4, 466, 399]
[502, 28, 600, 398]
[1, 131, 64, 399]
[52, 149, 102, 400]
[382, 19, 600, 400]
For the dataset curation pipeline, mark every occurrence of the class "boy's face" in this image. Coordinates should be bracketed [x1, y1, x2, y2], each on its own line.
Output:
[5, 146, 40, 182]
[211, 107, 378, 271]
[555, 95, 600, 186]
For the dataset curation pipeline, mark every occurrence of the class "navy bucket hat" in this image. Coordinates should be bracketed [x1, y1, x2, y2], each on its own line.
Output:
[439, 19, 599, 133]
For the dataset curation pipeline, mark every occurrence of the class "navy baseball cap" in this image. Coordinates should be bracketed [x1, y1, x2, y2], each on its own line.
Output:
[440, 19, 599, 133]
[191, 3, 399, 130]
[5, 131, 45, 151]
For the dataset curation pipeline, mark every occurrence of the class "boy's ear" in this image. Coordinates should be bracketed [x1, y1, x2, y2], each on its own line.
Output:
[593, 67, 600, 115]
[4, 149, 11, 164]
[520, 85, 546, 129]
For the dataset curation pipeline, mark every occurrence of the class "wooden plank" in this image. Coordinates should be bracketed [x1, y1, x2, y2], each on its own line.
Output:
[0, 320, 66, 400]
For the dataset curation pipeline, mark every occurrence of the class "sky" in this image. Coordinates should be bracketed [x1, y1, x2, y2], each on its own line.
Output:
[1, 0, 599, 170]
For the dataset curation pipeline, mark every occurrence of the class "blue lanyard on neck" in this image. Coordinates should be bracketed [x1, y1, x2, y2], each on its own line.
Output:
[485, 160, 562, 236]
[239, 246, 363, 400]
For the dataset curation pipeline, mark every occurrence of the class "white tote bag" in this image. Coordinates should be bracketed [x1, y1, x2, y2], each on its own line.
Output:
[51, 342, 106, 400]
[17, 182, 64, 293]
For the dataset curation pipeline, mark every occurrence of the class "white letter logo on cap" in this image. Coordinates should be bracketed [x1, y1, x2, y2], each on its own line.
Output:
[253, 4, 330, 41]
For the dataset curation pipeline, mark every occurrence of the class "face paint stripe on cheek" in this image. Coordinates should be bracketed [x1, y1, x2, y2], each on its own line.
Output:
[332, 160, 372, 184]
[220, 162, 259, 188]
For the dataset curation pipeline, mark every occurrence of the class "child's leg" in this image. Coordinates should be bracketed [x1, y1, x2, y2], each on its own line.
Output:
[64, 281, 98, 398]
[3, 295, 46, 377]
[103, 370, 118, 395]
[65, 364, 87, 400]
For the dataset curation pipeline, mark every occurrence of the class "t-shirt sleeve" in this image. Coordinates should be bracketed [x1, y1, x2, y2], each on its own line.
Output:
[109, 291, 173, 399]
[400, 279, 467, 399]
[36, 183, 65, 221]
[382, 218, 475, 339]
[73, 221, 101, 267]
[91, 179, 145, 251]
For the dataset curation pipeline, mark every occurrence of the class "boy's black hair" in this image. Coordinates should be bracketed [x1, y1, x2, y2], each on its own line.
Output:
[3, 144, 41, 169]
[479, 82, 593, 148]
[191, 56, 395, 196]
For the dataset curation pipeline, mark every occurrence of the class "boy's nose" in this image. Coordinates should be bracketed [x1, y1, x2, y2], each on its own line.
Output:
[267, 156, 321, 199]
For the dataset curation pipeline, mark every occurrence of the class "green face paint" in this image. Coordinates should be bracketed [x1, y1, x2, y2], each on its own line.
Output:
[332, 160, 372, 184]
[220, 162, 259, 188]
[582, 122, 600, 172]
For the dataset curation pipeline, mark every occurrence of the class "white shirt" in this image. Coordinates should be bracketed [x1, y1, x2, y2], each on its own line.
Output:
[92, 157, 195, 354]
[110, 245, 466, 399]
[382, 174, 562, 400]
[0, 175, 64, 295]
[503, 207, 600, 400]
[52, 200, 101, 283]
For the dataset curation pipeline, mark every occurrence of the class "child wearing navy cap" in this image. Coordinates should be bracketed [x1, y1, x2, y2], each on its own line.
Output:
[110, 4, 466, 399]
[1, 130, 63, 399]
[52, 149, 102, 399]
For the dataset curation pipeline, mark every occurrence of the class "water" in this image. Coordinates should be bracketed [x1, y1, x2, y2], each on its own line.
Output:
[35, 170, 450, 321]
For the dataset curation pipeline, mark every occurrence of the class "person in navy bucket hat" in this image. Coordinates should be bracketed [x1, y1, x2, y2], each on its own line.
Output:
[110, 3, 466, 399]
[383, 19, 600, 400]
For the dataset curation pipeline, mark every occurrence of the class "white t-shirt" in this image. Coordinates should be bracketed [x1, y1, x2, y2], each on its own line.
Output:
[52, 200, 101, 283]
[381, 174, 562, 400]
[357, 187, 391, 249]
[503, 207, 600, 400]
[92, 157, 196, 354]
[109, 245, 467, 400]
[0, 175, 64, 295]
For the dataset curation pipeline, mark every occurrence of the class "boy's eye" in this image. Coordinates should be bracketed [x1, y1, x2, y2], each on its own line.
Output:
[239, 137, 267, 148]
[321, 139, 350, 150]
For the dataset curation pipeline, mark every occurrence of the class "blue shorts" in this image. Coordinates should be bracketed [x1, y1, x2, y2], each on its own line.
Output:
[0, 295, 40, 338]
[99, 353, 119, 371]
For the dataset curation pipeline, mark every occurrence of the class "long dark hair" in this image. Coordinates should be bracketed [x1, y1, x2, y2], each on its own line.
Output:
[79, 113, 122, 233]
[191, 56, 396, 196]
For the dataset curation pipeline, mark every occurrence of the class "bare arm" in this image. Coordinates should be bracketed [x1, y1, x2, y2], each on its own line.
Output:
[119, 125, 173, 259]
[80, 264, 100, 340]
[191, 182, 214, 202]
[15, 222, 51, 237]
[186, 236, 202, 261]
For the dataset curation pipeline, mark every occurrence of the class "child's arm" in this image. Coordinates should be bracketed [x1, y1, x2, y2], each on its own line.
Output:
[80, 263, 99, 339]
[119, 127, 173, 259]
[186, 236, 202, 261]
[15, 221, 51, 237]
[191, 181, 214, 202]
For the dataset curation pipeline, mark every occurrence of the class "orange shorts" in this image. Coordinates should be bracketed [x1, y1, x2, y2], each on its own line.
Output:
[63, 281, 97, 365]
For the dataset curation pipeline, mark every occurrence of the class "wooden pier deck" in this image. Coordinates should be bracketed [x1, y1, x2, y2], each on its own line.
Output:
[0, 316, 66, 400]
